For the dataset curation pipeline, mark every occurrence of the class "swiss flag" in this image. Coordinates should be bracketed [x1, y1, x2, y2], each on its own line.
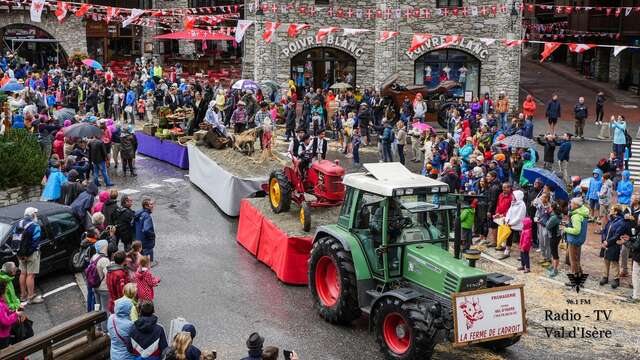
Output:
[568, 43, 597, 53]
[262, 21, 281, 43]
[287, 23, 310, 38]
[184, 16, 196, 30]
[55, 1, 71, 22]
[409, 34, 432, 52]
[316, 27, 339, 42]
[503, 39, 525, 47]
[377, 31, 399, 43]
[540, 42, 562, 62]
[75, 4, 92, 17]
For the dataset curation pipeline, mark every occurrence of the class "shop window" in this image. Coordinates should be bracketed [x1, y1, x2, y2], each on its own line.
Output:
[290, 47, 356, 93]
[414, 49, 480, 99]
[436, 0, 463, 7]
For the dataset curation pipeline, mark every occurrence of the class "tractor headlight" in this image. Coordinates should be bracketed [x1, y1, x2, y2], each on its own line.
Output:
[405, 188, 414, 195]
[440, 185, 449, 193]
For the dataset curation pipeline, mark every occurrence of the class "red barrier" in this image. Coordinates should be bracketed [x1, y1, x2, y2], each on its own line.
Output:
[236, 199, 312, 285]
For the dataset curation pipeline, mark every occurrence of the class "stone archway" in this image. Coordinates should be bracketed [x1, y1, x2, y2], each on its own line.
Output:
[290, 47, 357, 92]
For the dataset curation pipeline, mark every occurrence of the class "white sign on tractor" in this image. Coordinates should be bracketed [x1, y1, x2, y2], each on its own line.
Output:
[452, 285, 526, 345]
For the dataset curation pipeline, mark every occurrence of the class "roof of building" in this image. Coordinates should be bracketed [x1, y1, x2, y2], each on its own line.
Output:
[342, 163, 449, 196]
[0, 201, 70, 222]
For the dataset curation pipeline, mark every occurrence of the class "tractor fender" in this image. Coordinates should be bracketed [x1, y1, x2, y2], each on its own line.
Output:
[313, 225, 352, 250]
[314, 225, 372, 281]
[368, 288, 425, 331]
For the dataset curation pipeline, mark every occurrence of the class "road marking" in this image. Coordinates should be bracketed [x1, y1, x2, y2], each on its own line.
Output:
[142, 183, 163, 189]
[119, 188, 140, 195]
[42, 282, 78, 298]
[163, 178, 184, 183]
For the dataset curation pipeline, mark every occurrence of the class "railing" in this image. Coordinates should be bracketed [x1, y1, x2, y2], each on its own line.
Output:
[0, 311, 109, 360]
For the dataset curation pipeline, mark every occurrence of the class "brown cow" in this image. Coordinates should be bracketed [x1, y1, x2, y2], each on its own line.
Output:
[231, 128, 259, 156]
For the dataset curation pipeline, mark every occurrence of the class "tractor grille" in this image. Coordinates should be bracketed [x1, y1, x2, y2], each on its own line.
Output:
[325, 175, 345, 193]
[443, 272, 459, 295]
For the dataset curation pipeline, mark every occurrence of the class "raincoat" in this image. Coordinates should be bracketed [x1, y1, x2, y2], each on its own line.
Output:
[0, 272, 20, 311]
[617, 170, 633, 205]
[505, 190, 526, 231]
[41, 167, 67, 202]
[565, 205, 590, 246]
[586, 169, 603, 201]
[107, 299, 135, 360]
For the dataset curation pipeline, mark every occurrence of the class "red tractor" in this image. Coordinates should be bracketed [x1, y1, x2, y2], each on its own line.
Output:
[266, 158, 345, 231]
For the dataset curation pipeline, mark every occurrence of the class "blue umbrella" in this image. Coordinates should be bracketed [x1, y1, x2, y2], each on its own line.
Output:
[231, 79, 261, 92]
[1, 80, 24, 92]
[522, 167, 569, 200]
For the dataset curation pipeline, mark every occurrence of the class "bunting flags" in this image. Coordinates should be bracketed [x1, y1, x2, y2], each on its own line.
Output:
[287, 23, 310, 38]
[614, 46, 628, 56]
[409, 34, 432, 52]
[479, 38, 497, 46]
[262, 21, 281, 43]
[235, 20, 254, 43]
[184, 16, 196, 30]
[105, 7, 119, 23]
[55, 1, 70, 22]
[316, 27, 339, 42]
[503, 39, 525, 47]
[567, 43, 597, 53]
[30, 0, 45, 23]
[75, 4, 92, 17]
[343, 28, 368, 36]
[436, 35, 462, 49]
[122, 8, 145, 28]
[540, 42, 561, 62]
[377, 31, 399, 43]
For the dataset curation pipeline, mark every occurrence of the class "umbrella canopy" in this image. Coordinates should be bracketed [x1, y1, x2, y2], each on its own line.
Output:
[522, 167, 569, 201]
[52, 108, 76, 126]
[154, 29, 234, 41]
[495, 134, 536, 148]
[0, 80, 24, 92]
[330, 82, 352, 90]
[411, 122, 434, 133]
[261, 80, 281, 91]
[63, 122, 103, 139]
[82, 59, 103, 71]
[232, 79, 260, 92]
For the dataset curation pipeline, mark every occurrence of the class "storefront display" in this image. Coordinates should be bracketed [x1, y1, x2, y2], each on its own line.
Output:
[414, 49, 481, 99]
[290, 47, 356, 93]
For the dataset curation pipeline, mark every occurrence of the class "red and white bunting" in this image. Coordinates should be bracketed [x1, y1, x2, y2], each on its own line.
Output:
[75, 4, 92, 17]
[409, 33, 432, 52]
[55, 1, 71, 22]
[262, 21, 281, 43]
[235, 20, 254, 43]
[123, 8, 145, 28]
[479, 38, 497, 46]
[316, 27, 339, 42]
[503, 39, 525, 47]
[540, 42, 561, 62]
[287, 23, 310, 38]
[30, 0, 45, 23]
[567, 43, 597, 53]
[105, 7, 120, 23]
[343, 28, 368, 36]
[377, 31, 399, 43]
[435, 35, 462, 49]
[184, 16, 196, 30]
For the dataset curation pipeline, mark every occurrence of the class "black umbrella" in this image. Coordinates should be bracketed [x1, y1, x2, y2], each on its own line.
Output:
[496, 134, 536, 148]
[63, 122, 102, 139]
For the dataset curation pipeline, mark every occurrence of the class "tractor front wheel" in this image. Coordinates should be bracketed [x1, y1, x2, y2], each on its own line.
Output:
[300, 203, 311, 232]
[268, 170, 292, 213]
[308, 237, 361, 324]
[374, 298, 438, 360]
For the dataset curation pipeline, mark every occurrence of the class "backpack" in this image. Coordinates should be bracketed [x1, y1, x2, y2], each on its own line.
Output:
[13, 219, 34, 257]
[85, 255, 105, 289]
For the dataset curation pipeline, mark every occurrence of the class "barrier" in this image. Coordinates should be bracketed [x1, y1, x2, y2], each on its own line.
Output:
[135, 131, 189, 169]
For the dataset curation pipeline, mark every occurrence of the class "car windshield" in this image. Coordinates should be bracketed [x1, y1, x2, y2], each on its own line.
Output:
[396, 195, 455, 242]
[0, 222, 12, 245]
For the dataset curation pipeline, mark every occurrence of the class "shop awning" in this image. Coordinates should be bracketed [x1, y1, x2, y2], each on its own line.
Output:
[154, 30, 234, 41]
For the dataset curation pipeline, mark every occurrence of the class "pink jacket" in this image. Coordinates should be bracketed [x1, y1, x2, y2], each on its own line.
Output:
[0, 299, 18, 338]
[135, 267, 160, 301]
[519, 217, 533, 252]
[91, 191, 110, 214]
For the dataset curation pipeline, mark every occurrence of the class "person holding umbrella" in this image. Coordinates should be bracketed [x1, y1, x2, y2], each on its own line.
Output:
[88, 132, 114, 188]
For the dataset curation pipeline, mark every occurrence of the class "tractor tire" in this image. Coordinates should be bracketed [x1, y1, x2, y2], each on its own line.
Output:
[480, 335, 521, 352]
[300, 203, 311, 232]
[374, 297, 438, 360]
[268, 170, 292, 213]
[308, 236, 361, 324]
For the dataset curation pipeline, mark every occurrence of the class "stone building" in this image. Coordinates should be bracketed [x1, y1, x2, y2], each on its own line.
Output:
[243, 1, 523, 109]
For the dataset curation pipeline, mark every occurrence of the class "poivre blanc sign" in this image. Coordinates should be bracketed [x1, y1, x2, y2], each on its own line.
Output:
[405, 36, 489, 61]
[282, 35, 365, 59]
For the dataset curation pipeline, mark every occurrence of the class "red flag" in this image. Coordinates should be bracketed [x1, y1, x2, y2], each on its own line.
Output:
[377, 31, 399, 43]
[568, 43, 597, 53]
[316, 27, 338, 42]
[105, 7, 120, 23]
[287, 23, 310, 38]
[55, 1, 70, 22]
[184, 16, 196, 30]
[503, 39, 525, 47]
[409, 34, 432, 52]
[540, 42, 561, 62]
[262, 21, 281, 43]
[75, 4, 91, 17]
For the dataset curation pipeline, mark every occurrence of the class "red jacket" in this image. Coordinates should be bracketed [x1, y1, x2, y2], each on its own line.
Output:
[522, 95, 537, 117]
[519, 218, 533, 252]
[106, 264, 129, 313]
[135, 267, 160, 301]
[495, 192, 513, 217]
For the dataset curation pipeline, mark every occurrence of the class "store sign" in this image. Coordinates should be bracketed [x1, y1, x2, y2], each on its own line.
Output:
[282, 35, 364, 59]
[452, 285, 525, 346]
[405, 36, 489, 61]
[4, 27, 37, 39]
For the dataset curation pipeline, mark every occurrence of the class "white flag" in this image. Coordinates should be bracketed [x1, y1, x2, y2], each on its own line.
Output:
[625, 7, 632, 16]
[343, 28, 368, 36]
[614, 46, 628, 56]
[235, 20, 254, 43]
[30, 0, 45, 23]
[122, 8, 145, 28]
[479, 38, 496, 46]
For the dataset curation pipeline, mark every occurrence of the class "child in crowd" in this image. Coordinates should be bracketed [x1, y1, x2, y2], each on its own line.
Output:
[343, 112, 354, 156]
[460, 199, 476, 249]
[116, 283, 139, 321]
[352, 127, 361, 167]
[587, 169, 603, 222]
[136, 97, 145, 122]
[518, 217, 533, 273]
[127, 241, 143, 275]
[135, 256, 160, 302]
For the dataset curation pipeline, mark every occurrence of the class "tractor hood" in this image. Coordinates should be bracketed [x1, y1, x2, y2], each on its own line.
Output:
[403, 243, 488, 298]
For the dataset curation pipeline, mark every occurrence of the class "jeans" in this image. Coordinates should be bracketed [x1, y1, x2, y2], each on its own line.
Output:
[353, 144, 360, 165]
[613, 143, 625, 167]
[92, 161, 113, 186]
[397, 144, 405, 164]
[382, 142, 393, 162]
[520, 250, 530, 269]
[596, 106, 604, 123]
[499, 112, 508, 130]
[538, 224, 551, 260]
[575, 118, 585, 137]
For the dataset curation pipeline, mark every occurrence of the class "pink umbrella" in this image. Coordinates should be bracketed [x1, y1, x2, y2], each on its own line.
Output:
[410, 121, 433, 133]
[82, 58, 103, 71]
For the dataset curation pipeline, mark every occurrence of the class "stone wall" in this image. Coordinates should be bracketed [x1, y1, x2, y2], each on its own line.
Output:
[0, 186, 42, 208]
[243, 0, 523, 110]
[594, 47, 610, 82]
[0, 11, 87, 58]
[152, 0, 195, 60]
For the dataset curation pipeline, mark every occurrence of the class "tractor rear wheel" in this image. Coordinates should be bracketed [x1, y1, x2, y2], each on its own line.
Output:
[374, 298, 438, 360]
[309, 236, 361, 324]
[300, 203, 311, 232]
[268, 170, 292, 213]
[480, 335, 521, 352]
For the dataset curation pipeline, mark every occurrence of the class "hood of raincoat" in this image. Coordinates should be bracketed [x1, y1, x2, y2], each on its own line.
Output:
[115, 297, 133, 318]
[513, 189, 524, 202]
[98, 191, 110, 203]
[623, 170, 631, 180]
[593, 168, 603, 178]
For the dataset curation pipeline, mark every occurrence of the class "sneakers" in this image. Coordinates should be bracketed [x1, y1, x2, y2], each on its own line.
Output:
[541, 261, 552, 268]
[495, 247, 505, 251]
[498, 253, 510, 260]
[28, 295, 44, 305]
[547, 268, 558, 278]
[599, 277, 609, 286]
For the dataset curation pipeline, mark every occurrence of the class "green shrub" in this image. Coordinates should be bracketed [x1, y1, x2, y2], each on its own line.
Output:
[0, 129, 47, 190]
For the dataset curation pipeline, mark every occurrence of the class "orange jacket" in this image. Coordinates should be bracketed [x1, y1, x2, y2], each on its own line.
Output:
[522, 96, 536, 117]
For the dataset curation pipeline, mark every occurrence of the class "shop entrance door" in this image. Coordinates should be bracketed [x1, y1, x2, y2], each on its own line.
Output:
[291, 47, 356, 94]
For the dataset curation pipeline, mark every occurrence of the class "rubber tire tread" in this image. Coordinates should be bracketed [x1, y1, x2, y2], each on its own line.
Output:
[301, 203, 312, 232]
[269, 170, 292, 213]
[308, 236, 362, 324]
[374, 297, 438, 360]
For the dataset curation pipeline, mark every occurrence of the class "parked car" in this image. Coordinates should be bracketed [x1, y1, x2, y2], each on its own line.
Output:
[0, 201, 84, 274]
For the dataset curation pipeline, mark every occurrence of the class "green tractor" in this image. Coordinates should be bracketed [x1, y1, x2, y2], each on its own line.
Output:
[309, 163, 524, 359]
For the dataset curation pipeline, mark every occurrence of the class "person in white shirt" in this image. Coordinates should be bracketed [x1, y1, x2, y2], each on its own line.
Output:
[502, 190, 526, 260]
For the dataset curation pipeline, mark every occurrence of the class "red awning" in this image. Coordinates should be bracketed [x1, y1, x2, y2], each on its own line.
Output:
[154, 29, 234, 41]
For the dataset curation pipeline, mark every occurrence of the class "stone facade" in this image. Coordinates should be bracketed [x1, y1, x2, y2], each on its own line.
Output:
[243, 0, 523, 109]
[0, 185, 42, 207]
[0, 11, 87, 58]
[145, 0, 196, 60]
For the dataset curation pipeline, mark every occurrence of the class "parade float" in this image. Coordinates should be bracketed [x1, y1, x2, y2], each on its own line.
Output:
[135, 106, 191, 169]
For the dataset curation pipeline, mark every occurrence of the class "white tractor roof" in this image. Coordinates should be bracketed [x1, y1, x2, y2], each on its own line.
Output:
[342, 163, 449, 196]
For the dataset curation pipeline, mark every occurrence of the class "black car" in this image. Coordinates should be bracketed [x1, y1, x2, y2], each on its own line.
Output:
[0, 201, 83, 274]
